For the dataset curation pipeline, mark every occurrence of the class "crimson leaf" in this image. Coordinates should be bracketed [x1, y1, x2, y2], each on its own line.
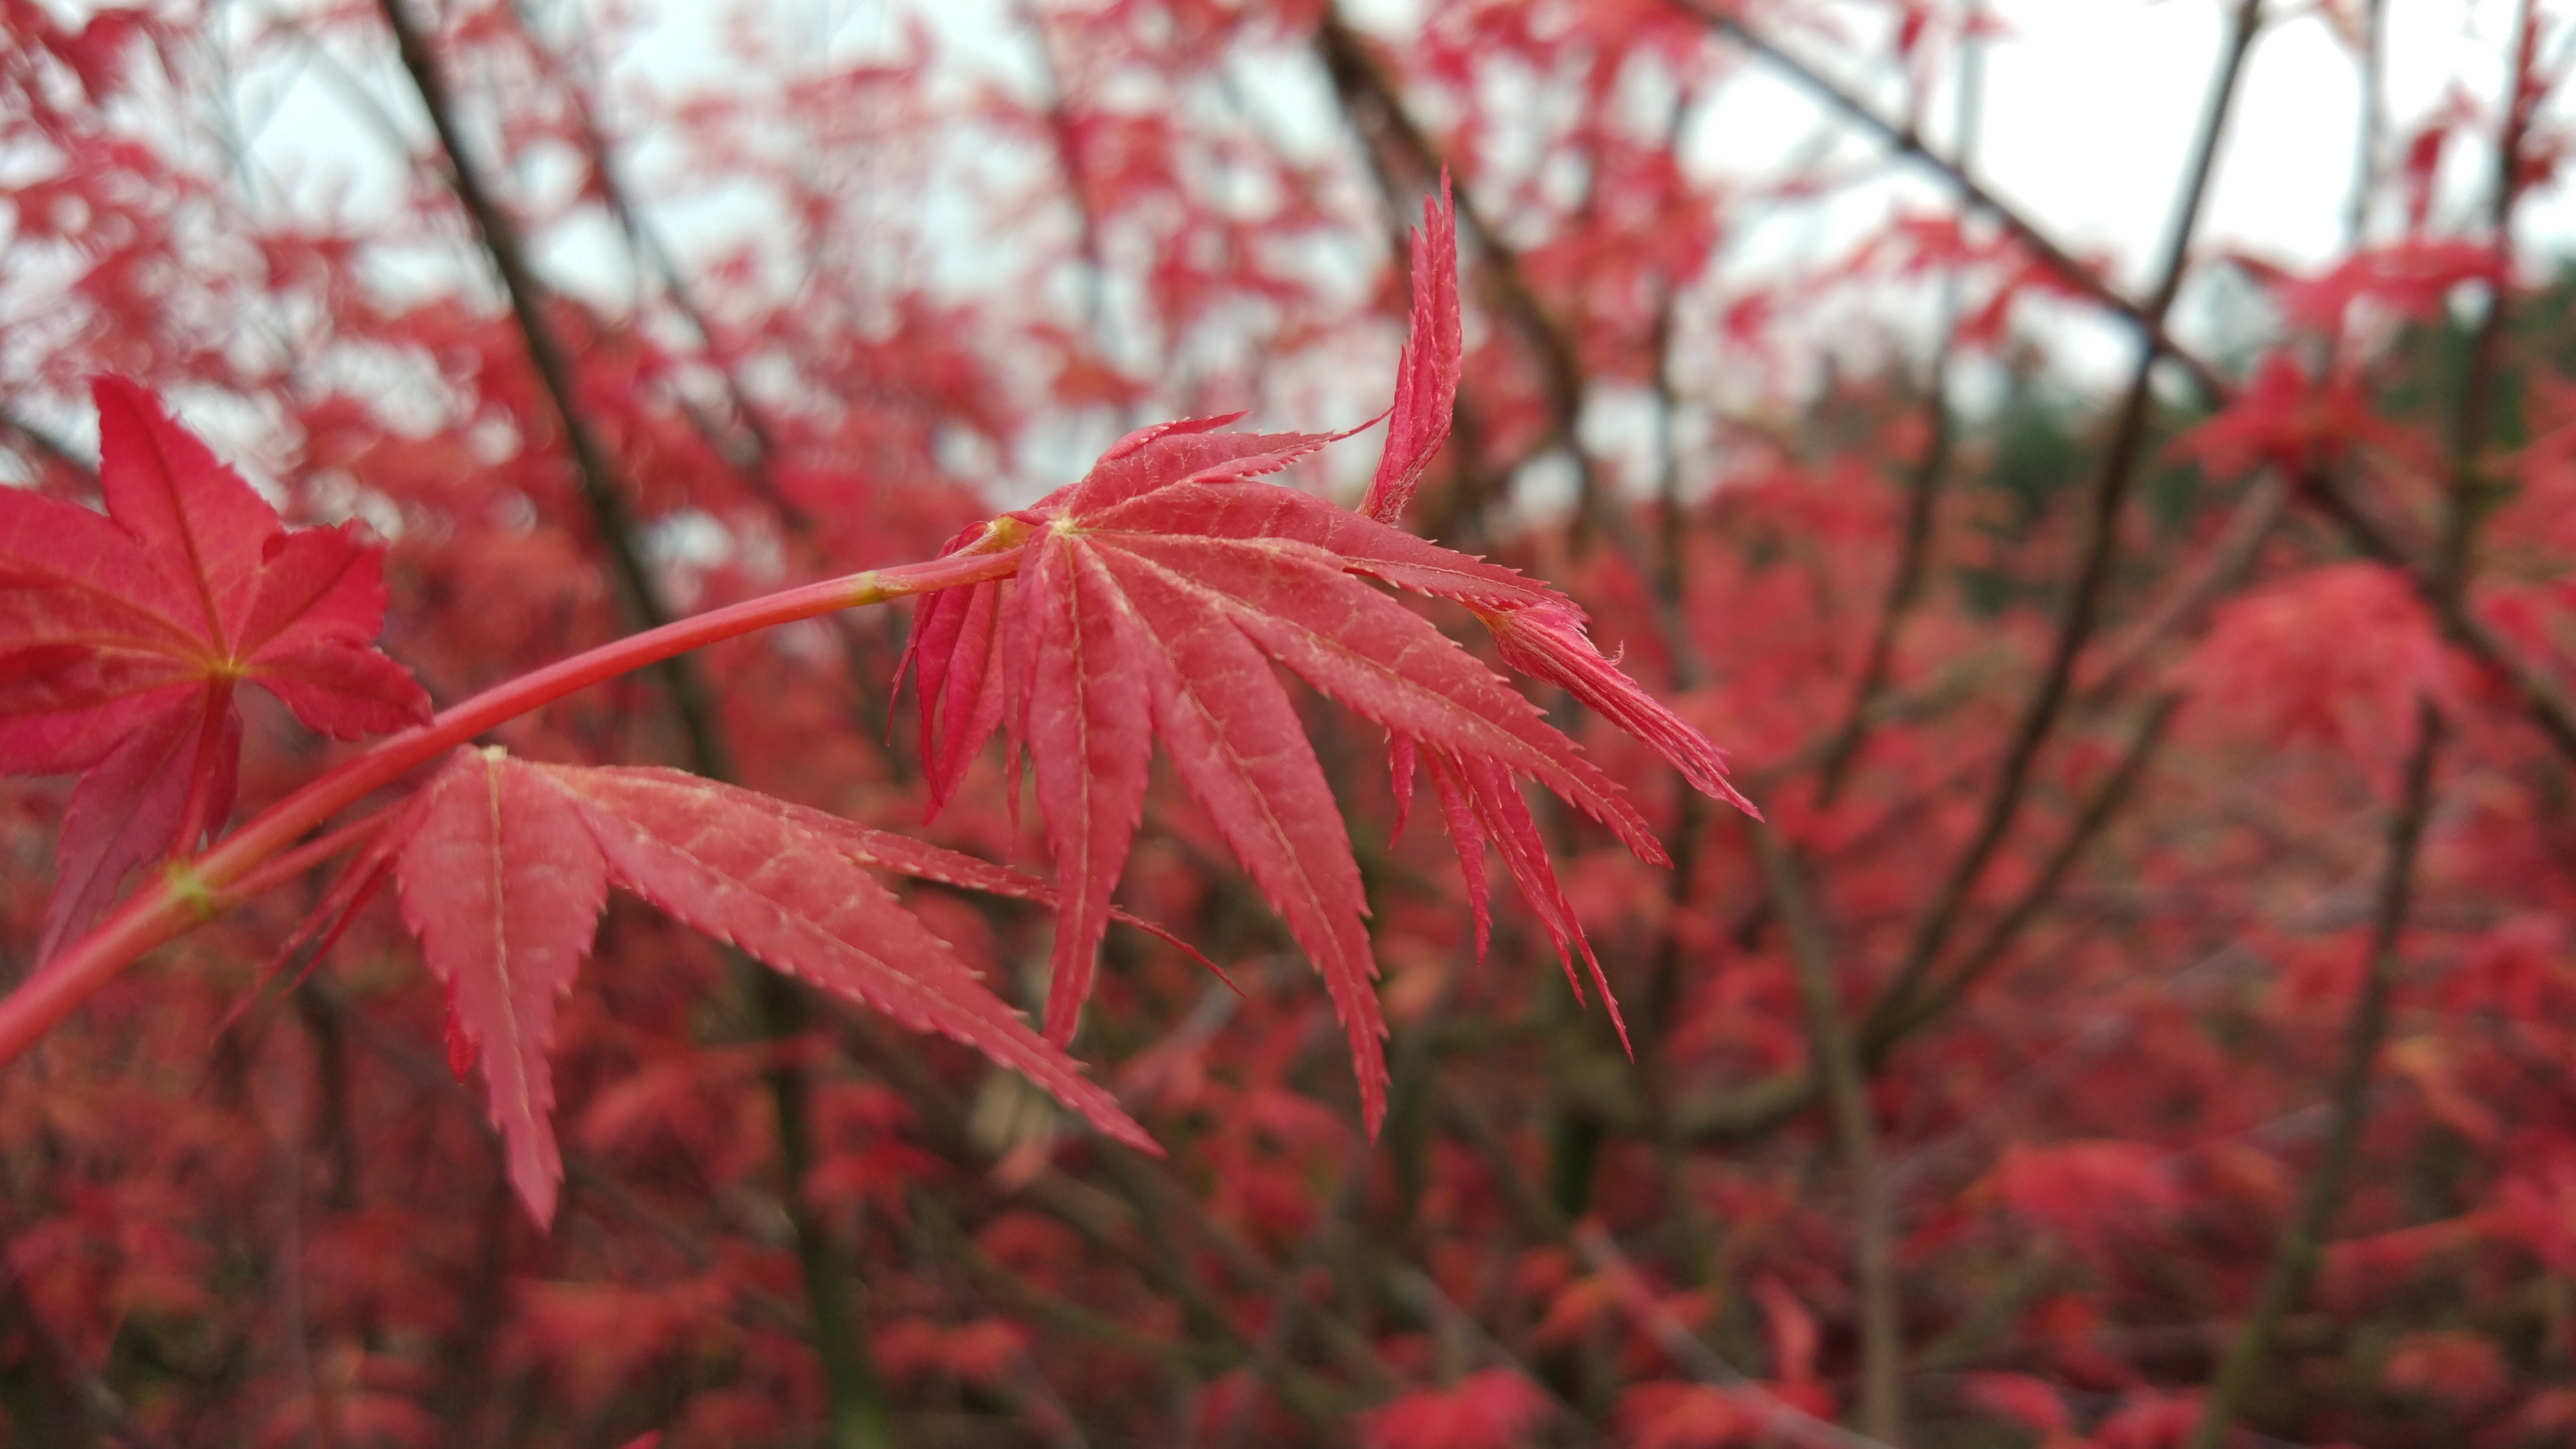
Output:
[390, 749, 1153, 1225]
[2, 378, 430, 958]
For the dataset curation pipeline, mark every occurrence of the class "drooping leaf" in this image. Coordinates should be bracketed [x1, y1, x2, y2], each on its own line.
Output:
[1417, 747, 1489, 958]
[1015, 533, 1154, 1047]
[1097, 524, 1663, 858]
[2, 379, 430, 954]
[1478, 599, 1758, 818]
[538, 764, 1151, 1159]
[380, 751, 1155, 1225]
[394, 747, 609, 1225]
[1455, 749, 1627, 1053]
[1090, 535, 1386, 1117]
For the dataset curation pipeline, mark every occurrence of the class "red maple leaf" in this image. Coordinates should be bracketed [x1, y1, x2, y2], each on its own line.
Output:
[1359, 1368, 1554, 1449]
[2168, 351, 2430, 480]
[0, 378, 430, 958]
[390, 749, 1153, 1223]
[900, 183, 1755, 1132]
[2275, 239, 2507, 334]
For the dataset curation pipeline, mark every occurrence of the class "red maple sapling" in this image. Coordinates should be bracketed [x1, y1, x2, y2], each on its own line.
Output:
[0, 183, 1752, 1225]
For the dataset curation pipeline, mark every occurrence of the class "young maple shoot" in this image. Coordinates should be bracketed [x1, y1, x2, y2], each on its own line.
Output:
[0, 184, 1752, 1225]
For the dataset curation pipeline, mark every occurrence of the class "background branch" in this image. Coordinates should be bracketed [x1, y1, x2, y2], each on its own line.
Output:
[372, 3, 891, 1441]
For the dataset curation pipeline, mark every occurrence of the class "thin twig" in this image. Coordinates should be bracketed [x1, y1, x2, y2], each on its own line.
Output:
[1673, 0, 2229, 407]
[0, 1204, 183, 1449]
[375, 0, 721, 768]
[2302, 475, 2576, 761]
[1813, 375, 1957, 808]
[1863, 693, 2178, 1050]
[2180, 704, 2441, 1449]
[1574, 1221, 1898, 1449]
[2079, 475, 2287, 705]
[1316, 4, 1689, 642]
[1751, 824, 1902, 1442]
[1680, 694, 2180, 1144]
[1683, 0, 2576, 775]
[1213, 974, 1454, 1448]
[2347, 0, 2386, 249]
[1813, 3, 1985, 807]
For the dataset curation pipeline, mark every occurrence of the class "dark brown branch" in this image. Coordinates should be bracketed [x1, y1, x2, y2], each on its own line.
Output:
[1213, 979, 1451, 1448]
[1814, 373, 1958, 806]
[1574, 1223, 1897, 1449]
[2181, 704, 2441, 1449]
[1814, 10, 1987, 807]
[371, 4, 888, 1442]
[377, 0, 722, 769]
[2189, 3, 2534, 1437]
[1014, 0, 1123, 396]
[0, 1204, 181, 1449]
[1673, 0, 2230, 407]
[2347, 0, 2386, 250]
[1317, 9, 1587, 501]
[1686, 0, 2576, 778]
[1863, 692, 2177, 1050]
[2080, 473, 2286, 705]
[2302, 476, 2576, 761]
[1871, 0, 2264, 1028]
[910, 1192, 1252, 1396]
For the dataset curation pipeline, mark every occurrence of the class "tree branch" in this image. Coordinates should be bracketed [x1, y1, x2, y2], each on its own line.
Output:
[1680, 692, 2179, 1143]
[1863, 692, 2177, 1050]
[1574, 1221, 1898, 1449]
[1685, 0, 2576, 780]
[2301, 476, 2576, 760]
[369, 6, 897, 1441]
[1871, 0, 2264, 1027]
[1813, 7, 1985, 807]
[2181, 703, 2440, 1449]
[2188, 3, 2534, 1437]
[1673, 0, 2229, 406]
[1752, 824, 1903, 1441]
[1316, 3, 1689, 645]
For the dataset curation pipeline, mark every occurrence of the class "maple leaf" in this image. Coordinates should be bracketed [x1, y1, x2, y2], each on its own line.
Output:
[1962, 1374, 2077, 1441]
[898, 184, 1754, 1131]
[2180, 561, 2459, 783]
[1357, 175, 1462, 527]
[1611, 1382, 1765, 1449]
[2276, 240, 2506, 333]
[1358, 1368, 1554, 1449]
[1, 378, 430, 959]
[2168, 351, 2421, 480]
[390, 747, 1152, 1224]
